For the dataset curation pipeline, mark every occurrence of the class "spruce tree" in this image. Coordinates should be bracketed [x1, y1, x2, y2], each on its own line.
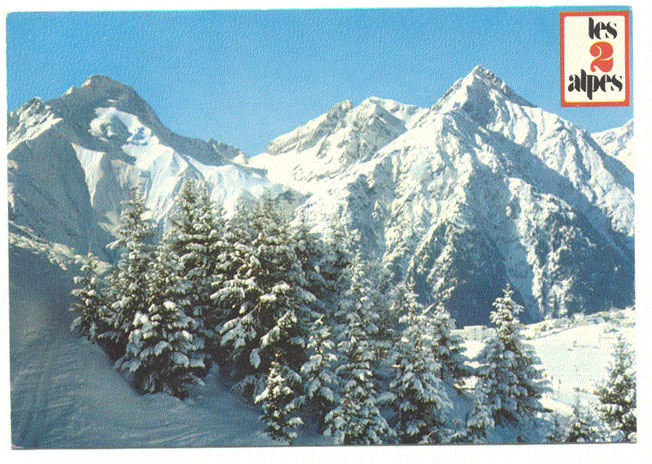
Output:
[565, 397, 601, 443]
[597, 335, 636, 442]
[454, 388, 495, 443]
[164, 180, 223, 369]
[324, 262, 394, 445]
[428, 303, 472, 389]
[292, 214, 328, 314]
[211, 201, 258, 356]
[546, 413, 568, 443]
[255, 359, 304, 443]
[115, 246, 205, 399]
[475, 285, 550, 428]
[388, 287, 452, 444]
[70, 253, 109, 343]
[218, 195, 313, 398]
[299, 315, 339, 432]
[319, 226, 353, 318]
[101, 187, 155, 360]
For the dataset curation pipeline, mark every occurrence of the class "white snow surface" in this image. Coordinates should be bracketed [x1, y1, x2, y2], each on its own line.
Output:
[9, 234, 282, 448]
[252, 66, 633, 324]
[592, 119, 634, 172]
[7, 76, 286, 258]
[9, 232, 633, 447]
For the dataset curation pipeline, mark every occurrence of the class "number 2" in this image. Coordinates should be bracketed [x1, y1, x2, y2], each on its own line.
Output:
[590, 41, 614, 72]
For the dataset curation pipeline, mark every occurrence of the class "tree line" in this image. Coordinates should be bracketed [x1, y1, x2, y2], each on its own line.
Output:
[70, 180, 636, 444]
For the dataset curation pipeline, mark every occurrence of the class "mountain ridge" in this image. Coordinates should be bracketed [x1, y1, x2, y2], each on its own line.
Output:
[251, 66, 633, 325]
[8, 67, 634, 326]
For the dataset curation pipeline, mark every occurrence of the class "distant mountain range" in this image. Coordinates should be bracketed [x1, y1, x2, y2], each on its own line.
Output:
[8, 66, 634, 326]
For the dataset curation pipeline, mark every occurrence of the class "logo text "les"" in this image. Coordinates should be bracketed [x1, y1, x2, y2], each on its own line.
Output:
[589, 17, 618, 39]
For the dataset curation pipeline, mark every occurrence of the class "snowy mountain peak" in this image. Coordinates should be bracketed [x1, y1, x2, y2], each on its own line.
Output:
[357, 96, 427, 129]
[429, 65, 535, 121]
[253, 96, 421, 192]
[265, 100, 353, 156]
[49, 75, 160, 134]
[13, 96, 46, 115]
[592, 120, 633, 171]
[82, 74, 132, 90]
[8, 75, 284, 258]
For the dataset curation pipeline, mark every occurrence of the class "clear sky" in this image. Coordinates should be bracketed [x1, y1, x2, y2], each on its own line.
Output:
[6, 7, 633, 155]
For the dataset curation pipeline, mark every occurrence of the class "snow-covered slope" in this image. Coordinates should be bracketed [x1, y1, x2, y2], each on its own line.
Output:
[9, 69, 633, 325]
[253, 66, 634, 325]
[9, 233, 282, 448]
[9, 229, 632, 447]
[462, 307, 635, 426]
[251, 97, 427, 194]
[592, 120, 633, 172]
[8, 75, 283, 258]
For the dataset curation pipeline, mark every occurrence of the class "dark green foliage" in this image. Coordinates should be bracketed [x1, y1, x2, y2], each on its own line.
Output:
[597, 335, 636, 442]
[100, 187, 155, 360]
[70, 253, 109, 343]
[475, 285, 550, 427]
[255, 360, 304, 443]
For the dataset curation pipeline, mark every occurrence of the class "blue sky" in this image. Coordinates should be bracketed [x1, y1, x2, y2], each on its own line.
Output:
[7, 8, 633, 155]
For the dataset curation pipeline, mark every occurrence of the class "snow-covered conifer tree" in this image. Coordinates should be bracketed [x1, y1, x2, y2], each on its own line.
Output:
[70, 253, 109, 343]
[565, 397, 602, 443]
[300, 315, 339, 431]
[426, 303, 472, 389]
[115, 246, 205, 399]
[454, 388, 495, 443]
[218, 194, 313, 398]
[545, 413, 568, 443]
[597, 335, 636, 442]
[388, 287, 452, 444]
[319, 226, 353, 318]
[255, 359, 304, 443]
[324, 262, 394, 445]
[164, 180, 224, 368]
[101, 187, 156, 360]
[475, 285, 550, 428]
[211, 201, 257, 347]
[292, 214, 328, 314]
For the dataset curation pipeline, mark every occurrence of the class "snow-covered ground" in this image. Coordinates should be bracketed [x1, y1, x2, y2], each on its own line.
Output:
[10, 228, 635, 448]
[9, 237, 282, 448]
[463, 308, 634, 416]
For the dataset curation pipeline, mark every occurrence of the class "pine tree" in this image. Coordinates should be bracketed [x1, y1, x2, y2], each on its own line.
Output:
[388, 287, 452, 444]
[475, 285, 550, 428]
[300, 315, 339, 432]
[427, 303, 472, 389]
[597, 335, 636, 442]
[218, 194, 313, 398]
[565, 397, 601, 443]
[100, 187, 155, 360]
[454, 388, 495, 443]
[255, 359, 304, 443]
[324, 262, 394, 445]
[546, 413, 568, 443]
[164, 180, 224, 369]
[292, 214, 328, 314]
[115, 246, 205, 399]
[70, 253, 109, 343]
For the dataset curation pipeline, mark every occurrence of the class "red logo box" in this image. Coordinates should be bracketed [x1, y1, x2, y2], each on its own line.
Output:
[561, 11, 630, 107]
